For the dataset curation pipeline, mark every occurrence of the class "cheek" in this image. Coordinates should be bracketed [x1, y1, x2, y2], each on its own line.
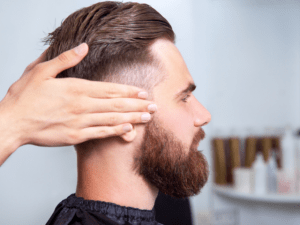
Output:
[156, 106, 194, 145]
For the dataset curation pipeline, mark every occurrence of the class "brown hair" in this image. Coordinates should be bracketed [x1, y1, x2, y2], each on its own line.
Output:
[44, 1, 175, 93]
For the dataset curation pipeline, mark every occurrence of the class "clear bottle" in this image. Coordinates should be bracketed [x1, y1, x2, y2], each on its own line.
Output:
[267, 150, 277, 194]
[251, 153, 267, 195]
[281, 125, 296, 170]
[278, 125, 296, 194]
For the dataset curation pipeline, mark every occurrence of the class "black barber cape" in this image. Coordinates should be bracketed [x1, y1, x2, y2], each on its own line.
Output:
[46, 194, 163, 225]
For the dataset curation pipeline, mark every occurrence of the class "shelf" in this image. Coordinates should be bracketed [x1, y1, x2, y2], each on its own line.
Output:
[213, 185, 300, 204]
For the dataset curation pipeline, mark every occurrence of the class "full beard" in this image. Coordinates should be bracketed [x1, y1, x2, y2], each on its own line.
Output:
[132, 117, 209, 199]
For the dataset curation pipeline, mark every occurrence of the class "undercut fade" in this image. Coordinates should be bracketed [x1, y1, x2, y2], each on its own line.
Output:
[44, 1, 175, 94]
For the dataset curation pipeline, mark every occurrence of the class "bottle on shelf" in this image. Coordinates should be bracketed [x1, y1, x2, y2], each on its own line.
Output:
[251, 153, 267, 195]
[233, 167, 252, 194]
[245, 137, 257, 168]
[267, 150, 277, 194]
[229, 137, 241, 181]
[245, 128, 257, 168]
[213, 138, 227, 185]
[281, 125, 296, 170]
[277, 125, 297, 194]
[262, 137, 272, 163]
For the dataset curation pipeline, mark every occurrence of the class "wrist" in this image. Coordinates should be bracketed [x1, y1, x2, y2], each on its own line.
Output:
[0, 97, 24, 155]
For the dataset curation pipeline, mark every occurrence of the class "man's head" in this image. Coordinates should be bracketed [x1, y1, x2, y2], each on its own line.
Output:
[45, 1, 211, 199]
[44, 1, 174, 96]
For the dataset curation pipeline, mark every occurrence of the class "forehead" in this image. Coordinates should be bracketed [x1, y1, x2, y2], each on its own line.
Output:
[150, 39, 193, 99]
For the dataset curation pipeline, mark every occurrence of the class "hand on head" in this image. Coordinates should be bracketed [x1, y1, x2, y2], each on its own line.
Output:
[0, 43, 156, 166]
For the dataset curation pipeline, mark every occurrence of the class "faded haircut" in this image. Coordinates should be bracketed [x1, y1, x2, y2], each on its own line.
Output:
[44, 1, 175, 95]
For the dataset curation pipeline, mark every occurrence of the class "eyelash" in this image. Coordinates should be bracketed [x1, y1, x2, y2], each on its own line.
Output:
[182, 95, 190, 102]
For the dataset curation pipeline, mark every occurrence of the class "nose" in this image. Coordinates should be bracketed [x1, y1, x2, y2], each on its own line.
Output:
[194, 100, 211, 127]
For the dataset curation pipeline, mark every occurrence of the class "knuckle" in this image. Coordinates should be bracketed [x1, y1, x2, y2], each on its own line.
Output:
[111, 127, 121, 136]
[108, 115, 118, 125]
[57, 52, 71, 64]
[131, 113, 141, 123]
[98, 129, 108, 138]
[105, 83, 122, 98]
[7, 81, 18, 95]
[67, 130, 79, 143]
[68, 77, 81, 87]
[105, 88, 118, 98]
[24, 63, 34, 72]
[113, 101, 124, 110]
[71, 100, 84, 114]
[126, 86, 135, 97]
[121, 86, 134, 97]
[68, 82, 83, 96]
[77, 115, 87, 129]
[33, 64, 44, 74]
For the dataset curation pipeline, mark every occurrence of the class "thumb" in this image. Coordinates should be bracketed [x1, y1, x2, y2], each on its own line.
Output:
[41, 43, 89, 78]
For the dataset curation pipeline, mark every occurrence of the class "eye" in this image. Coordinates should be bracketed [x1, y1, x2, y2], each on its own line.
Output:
[182, 95, 190, 102]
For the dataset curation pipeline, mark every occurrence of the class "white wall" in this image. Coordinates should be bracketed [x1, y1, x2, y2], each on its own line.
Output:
[0, 0, 299, 224]
[202, 0, 300, 131]
[0, 1, 80, 224]
[192, 0, 300, 224]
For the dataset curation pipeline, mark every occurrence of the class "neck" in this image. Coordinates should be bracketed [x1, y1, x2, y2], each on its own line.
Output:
[75, 137, 158, 210]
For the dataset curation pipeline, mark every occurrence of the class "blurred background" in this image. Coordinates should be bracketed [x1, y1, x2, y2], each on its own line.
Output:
[0, 0, 299, 224]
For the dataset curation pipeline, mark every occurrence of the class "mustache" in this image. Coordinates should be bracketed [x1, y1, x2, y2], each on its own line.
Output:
[191, 127, 206, 149]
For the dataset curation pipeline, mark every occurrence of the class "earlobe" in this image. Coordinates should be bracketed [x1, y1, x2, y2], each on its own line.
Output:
[120, 125, 137, 142]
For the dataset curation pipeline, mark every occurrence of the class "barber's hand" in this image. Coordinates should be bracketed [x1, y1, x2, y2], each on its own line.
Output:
[0, 43, 156, 165]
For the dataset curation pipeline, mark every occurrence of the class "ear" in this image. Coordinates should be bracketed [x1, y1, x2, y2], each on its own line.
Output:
[120, 125, 137, 142]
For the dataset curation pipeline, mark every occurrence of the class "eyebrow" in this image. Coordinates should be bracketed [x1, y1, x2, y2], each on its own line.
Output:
[174, 82, 196, 99]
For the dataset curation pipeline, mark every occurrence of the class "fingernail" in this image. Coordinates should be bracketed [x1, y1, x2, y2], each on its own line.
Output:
[138, 91, 148, 99]
[141, 113, 151, 122]
[74, 43, 87, 55]
[148, 104, 157, 112]
[123, 124, 133, 132]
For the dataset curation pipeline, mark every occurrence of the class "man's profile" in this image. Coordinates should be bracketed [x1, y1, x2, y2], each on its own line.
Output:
[45, 2, 211, 225]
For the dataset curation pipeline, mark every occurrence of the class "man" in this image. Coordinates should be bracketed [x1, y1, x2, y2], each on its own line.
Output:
[46, 2, 211, 225]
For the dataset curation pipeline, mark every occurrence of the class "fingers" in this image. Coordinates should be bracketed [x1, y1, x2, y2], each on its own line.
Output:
[38, 43, 89, 78]
[68, 78, 148, 99]
[78, 124, 134, 142]
[81, 97, 157, 114]
[80, 112, 152, 128]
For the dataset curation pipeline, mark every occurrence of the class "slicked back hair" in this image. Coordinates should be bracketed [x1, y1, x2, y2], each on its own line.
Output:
[44, 1, 175, 94]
